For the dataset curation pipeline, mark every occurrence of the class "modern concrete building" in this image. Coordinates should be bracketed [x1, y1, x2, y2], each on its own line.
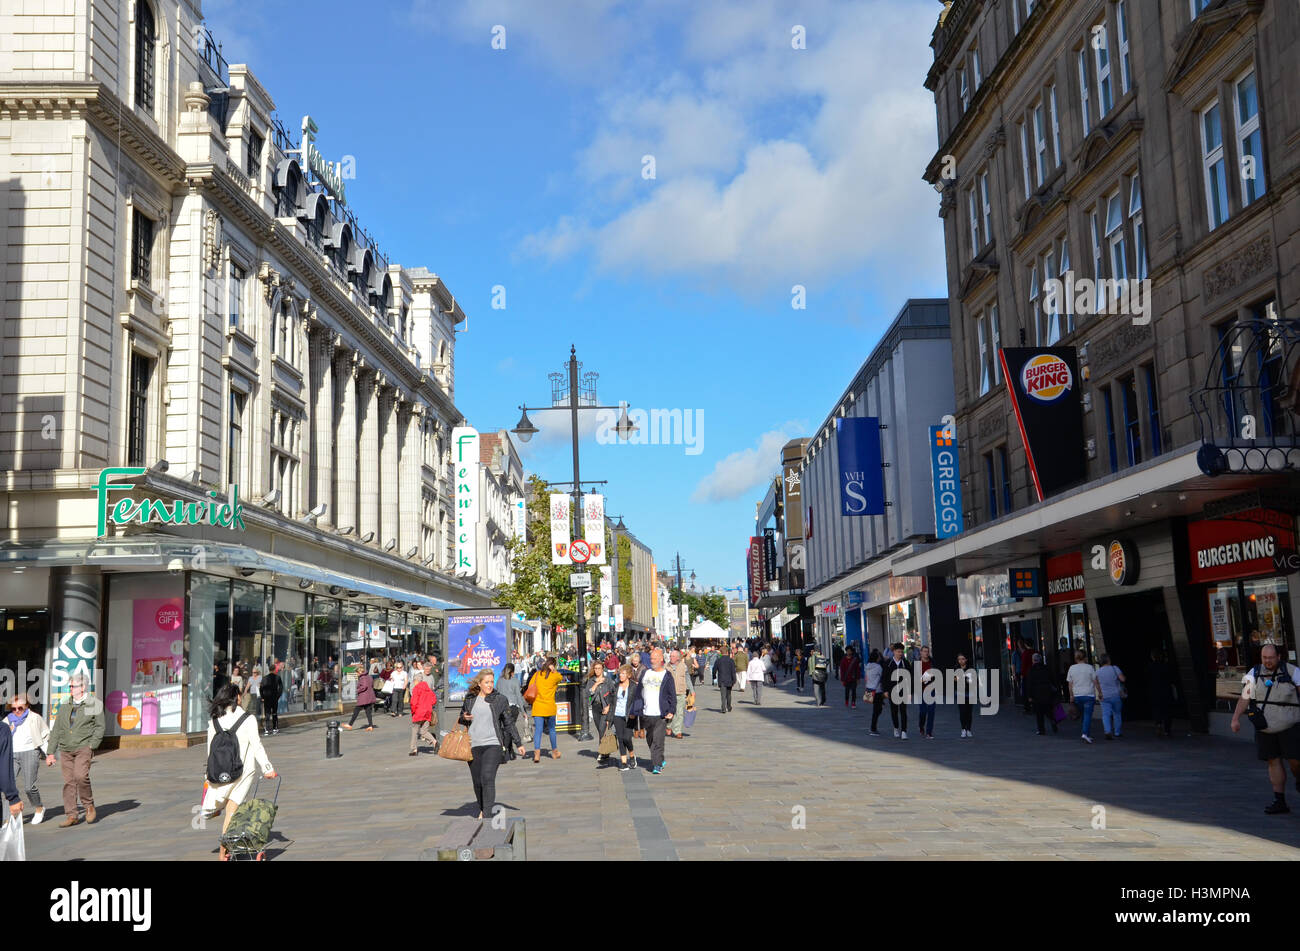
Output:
[0, 0, 494, 743]
[908, 0, 1300, 729]
[798, 299, 961, 659]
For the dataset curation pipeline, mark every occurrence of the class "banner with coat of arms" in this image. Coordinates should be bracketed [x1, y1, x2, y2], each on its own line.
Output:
[582, 493, 606, 564]
[550, 494, 571, 565]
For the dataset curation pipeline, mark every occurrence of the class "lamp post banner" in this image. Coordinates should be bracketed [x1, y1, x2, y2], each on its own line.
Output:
[550, 493, 571, 565]
[583, 493, 606, 564]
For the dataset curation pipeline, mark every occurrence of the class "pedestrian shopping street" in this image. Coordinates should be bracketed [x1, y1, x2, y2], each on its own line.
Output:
[23, 671, 1300, 861]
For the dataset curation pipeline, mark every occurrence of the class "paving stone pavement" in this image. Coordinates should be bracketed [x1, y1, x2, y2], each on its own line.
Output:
[17, 675, 1300, 860]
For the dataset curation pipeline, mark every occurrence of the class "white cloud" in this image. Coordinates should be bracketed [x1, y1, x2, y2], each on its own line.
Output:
[691, 424, 804, 503]
[509, 0, 944, 296]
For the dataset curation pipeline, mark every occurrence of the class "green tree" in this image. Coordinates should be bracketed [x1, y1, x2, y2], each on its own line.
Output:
[495, 475, 578, 630]
[669, 586, 729, 631]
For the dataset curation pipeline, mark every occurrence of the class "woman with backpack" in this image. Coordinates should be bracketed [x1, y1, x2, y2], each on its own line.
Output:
[203, 683, 276, 861]
[458, 670, 525, 821]
[343, 660, 378, 731]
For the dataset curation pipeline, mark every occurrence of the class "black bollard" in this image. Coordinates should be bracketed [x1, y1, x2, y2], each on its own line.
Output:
[326, 720, 341, 758]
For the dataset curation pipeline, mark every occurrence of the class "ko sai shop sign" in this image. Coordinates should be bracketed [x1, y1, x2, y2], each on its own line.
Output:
[95, 468, 245, 537]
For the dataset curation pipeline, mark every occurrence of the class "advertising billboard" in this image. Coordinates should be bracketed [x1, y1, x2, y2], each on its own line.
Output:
[444, 609, 510, 706]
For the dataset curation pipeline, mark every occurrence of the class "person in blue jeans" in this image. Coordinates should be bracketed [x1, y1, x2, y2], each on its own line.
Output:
[1096, 655, 1126, 739]
[1065, 651, 1101, 744]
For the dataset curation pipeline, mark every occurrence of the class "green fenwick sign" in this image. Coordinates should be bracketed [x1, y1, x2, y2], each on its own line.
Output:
[96, 467, 246, 538]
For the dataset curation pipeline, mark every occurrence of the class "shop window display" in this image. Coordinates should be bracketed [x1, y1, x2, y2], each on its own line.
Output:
[310, 597, 341, 711]
[1210, 577, 1294, 703]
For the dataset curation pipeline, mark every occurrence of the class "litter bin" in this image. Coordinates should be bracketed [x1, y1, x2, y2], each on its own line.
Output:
[555, 670, 584, 735]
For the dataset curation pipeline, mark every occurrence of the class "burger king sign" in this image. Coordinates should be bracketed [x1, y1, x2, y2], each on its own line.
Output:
[1020, 353, 1073, 403]
[999, 347, 1087, 503]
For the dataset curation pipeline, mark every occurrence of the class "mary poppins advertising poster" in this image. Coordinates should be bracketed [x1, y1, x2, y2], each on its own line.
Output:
[445, 609, 509, 705]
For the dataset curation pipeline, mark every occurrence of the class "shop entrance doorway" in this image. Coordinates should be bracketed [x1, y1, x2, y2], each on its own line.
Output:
[0, 609, 50, 714]
[1092, 589, 1183, 722]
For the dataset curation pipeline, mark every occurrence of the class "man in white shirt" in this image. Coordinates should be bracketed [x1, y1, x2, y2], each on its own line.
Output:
[638, 649, 677, 775]
[1232, 643, 1300, 814]
[1065, 651, 1100, 744]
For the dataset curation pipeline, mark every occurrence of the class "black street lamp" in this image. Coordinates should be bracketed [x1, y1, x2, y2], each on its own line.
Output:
[668, 552, 697, 642]
[513, 345, 635, 740]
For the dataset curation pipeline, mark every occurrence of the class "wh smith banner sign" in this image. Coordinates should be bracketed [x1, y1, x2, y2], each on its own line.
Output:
[835, 417, 885, 516]
[999, 348, 1086, 502]
[928, 425, 963, 539]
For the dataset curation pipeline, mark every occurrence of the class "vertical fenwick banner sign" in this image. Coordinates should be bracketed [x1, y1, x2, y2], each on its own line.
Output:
[582, 493, 606, 564]
[836, 417, 885, 516]
[749, 536, 763, 607]
[550, 494, 572, 565]
[928, 423, 964, 539]
[452, 427, 479, 576]
[999, 348, 1086, 501]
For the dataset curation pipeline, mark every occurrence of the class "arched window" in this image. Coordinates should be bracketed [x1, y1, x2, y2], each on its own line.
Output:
[136, 2, 156, 111]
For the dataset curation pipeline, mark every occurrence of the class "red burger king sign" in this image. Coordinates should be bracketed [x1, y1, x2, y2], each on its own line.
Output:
[1020, 353, 1073, 403]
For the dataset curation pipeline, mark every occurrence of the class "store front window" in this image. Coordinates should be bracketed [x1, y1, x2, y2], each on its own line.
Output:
[231, 579, 267, 675]
[310, 597, 341, 711]
[270, 588, 307, 714]
[1054, 602, 1096, 674]
[887, 598, 919, 650]
[1209, 577, 1294, 673]
[0, 609, 49, 714]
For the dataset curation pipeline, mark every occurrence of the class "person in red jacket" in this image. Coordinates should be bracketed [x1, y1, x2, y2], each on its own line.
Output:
[409, 662, 438, 755]
[839, 647, 862, 708]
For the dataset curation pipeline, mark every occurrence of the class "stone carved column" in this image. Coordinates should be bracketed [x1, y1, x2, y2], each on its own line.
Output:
[333, 351, 359, 533]
[308, 328, 334, 526]
[357, 369, 381, 543]
[380, 386, 400, 550]
[399, 403, 423, 559]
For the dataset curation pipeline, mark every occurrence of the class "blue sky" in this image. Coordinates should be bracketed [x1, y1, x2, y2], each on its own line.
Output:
[203, 0, 947, 593]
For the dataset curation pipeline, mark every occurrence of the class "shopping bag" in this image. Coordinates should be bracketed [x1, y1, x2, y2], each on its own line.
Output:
[683, 710, 697, 728]
[1052, 703, 1067, 724]
[437, 727, 474, 763]
[598, 729, 618, 756]
[0, 812, 26, 862]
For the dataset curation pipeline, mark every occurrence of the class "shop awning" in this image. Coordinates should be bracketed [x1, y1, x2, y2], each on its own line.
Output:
[889, 443, 1253, 578]
[0, 535, 473, 613]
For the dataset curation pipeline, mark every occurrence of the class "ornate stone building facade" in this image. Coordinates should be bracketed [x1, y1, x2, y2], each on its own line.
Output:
[0, 0, 491, 741]
[897, 0, 1300, 731]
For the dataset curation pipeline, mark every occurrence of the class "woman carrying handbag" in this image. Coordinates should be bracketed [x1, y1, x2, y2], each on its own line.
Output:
[587, 666, 616, 766]
[454, 670, 525, 821]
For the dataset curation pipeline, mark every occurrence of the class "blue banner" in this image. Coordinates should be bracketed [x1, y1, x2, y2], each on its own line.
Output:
[929, 424, 964, 539]
[836, 417, 885, 516]
[445, 610, 509, 705]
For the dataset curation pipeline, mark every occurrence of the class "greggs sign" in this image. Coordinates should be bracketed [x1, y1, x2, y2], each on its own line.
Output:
[96, 467, 245, 537]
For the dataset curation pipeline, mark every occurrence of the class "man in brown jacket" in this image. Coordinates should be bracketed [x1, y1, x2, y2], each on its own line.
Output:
[667, 650, 691, 738]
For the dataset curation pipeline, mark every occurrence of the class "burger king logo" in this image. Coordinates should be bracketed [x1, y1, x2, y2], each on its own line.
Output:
[1107, 538, 1138, 586]
[1020, 353, 1073, 403]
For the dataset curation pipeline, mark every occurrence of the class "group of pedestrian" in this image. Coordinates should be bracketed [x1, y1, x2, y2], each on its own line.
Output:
[2, 672, 107, 836]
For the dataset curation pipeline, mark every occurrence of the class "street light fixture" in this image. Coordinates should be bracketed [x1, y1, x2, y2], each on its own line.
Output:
[514, 345, 633, 741]
[511, 406, 538, 443]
